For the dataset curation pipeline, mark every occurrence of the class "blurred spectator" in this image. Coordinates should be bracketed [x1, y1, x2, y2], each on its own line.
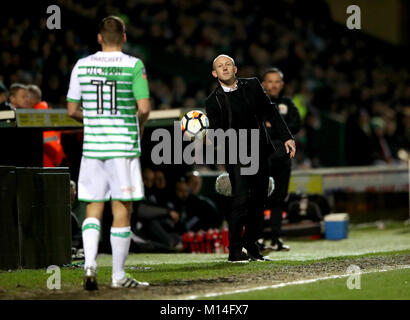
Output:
[2, 0, 410, 167]
[345, 109, 375, 166]
[153, 169, 171, 206]
[27, 84, 67, 167]
[187, 171, 202, 196]
[0, 81, 7, 104]
[172, 178, 222, 233]
[8, 83, 29, 109]
[132, 168, 182, 251]
[370, 117, 396, 165]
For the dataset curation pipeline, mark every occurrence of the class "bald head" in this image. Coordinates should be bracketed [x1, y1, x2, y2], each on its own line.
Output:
[212, 54, 237, 86]
[212, 54, 235, 70]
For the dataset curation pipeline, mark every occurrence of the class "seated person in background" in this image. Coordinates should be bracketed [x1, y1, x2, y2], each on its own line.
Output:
[132, 168, 181, 250]
[153, 169, 172, 207]
[8, 83, 30, 109]
[172, 178, 222, 233]
[27, 84, 67, 167]
[187, 171, 202, 196]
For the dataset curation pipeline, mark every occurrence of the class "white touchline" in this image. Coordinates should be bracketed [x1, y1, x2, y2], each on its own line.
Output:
[181, 264, 410, 300]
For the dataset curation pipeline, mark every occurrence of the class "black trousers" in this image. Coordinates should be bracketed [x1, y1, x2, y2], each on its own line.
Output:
[266, 154, 291, 241]
[226, 146, 269, 254]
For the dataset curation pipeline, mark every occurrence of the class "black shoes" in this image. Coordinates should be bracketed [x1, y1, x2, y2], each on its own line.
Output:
[257, 238, 290, 255]
[271, 239, 290, 252]
[244, 244, 273, 262]
[228, 251, 250, 263]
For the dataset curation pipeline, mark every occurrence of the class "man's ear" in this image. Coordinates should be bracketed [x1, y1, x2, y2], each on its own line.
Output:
[123, 33, 127, 43]
[212, 70, 218, 78]
[97, 33, 103, 44]
[234, 66, 237, 75]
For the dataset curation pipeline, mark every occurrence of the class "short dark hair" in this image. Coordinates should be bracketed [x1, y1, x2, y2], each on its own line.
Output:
[99, 16, 125, 46]
[263, 68, 284, 81]
[9, 83, 27, 97]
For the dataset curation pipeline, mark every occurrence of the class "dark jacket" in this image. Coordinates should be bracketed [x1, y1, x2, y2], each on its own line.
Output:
[205, 77, 293, 155]
[267, 96, 301, 159]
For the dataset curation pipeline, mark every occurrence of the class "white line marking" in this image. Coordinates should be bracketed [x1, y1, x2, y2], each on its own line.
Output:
[182, 264, 410, 300]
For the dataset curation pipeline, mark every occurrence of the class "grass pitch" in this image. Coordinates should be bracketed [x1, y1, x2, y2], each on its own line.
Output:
[0, 221, 409, 300]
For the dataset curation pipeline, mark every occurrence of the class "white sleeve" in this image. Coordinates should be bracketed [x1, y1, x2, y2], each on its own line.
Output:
[67, 61, 81, 102]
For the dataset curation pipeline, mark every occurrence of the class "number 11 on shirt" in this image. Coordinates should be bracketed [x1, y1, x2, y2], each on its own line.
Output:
[91, 80, 118, 115]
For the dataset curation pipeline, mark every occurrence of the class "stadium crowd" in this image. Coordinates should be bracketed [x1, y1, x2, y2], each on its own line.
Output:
[1, 0, 410, 168]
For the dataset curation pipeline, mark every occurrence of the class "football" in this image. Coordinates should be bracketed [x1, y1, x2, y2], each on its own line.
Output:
[180, 110, 209, 139]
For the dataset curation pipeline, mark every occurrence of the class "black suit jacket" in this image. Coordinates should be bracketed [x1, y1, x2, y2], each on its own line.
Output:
[205, 77, 293, 155]
[267, 96, 301, 159]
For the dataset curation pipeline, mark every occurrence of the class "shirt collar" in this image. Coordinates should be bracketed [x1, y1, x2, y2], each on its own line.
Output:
[220, 80, 238, 92]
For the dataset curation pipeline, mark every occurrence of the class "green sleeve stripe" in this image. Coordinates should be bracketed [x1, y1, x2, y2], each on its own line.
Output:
[67, 97, 81, 102]
[132, 60, 150, 100]
[110, 231, 131, 238]
[82, 223, 101, 232]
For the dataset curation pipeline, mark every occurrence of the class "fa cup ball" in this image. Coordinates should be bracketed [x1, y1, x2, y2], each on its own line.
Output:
[180, 110, 209, 139]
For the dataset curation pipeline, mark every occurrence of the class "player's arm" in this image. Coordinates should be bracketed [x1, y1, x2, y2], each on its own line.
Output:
[132, 60, 150, 138]
[67, 61, 83, 122]
[67, 101, 83, 122]
[137, 98, 150, 138]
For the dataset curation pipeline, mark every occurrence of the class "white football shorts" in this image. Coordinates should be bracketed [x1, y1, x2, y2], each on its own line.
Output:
[78, 157, 144, 202]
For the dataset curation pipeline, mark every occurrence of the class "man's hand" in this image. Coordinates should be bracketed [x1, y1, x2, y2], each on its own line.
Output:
[169, 210, 180, 224]
[284, 139, 296, 158]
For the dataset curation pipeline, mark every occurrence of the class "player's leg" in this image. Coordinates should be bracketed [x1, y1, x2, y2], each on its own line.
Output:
[110, 200, 132, 282]
[78, 157, 110, 290]
[107, 157, 148, 287]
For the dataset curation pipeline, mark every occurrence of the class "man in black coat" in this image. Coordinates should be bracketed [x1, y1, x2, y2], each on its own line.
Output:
[205, 55, 296, 262]
[261, 68, 301, 252]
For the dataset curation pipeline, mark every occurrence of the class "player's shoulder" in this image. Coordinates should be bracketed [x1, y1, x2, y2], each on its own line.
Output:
[73, 53, 97, 67]
[122, 52, 144, 66]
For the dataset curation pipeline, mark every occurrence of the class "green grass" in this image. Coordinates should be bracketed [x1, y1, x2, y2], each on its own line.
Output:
[0, 222, 409, 297]
[206, 268, 410, 300]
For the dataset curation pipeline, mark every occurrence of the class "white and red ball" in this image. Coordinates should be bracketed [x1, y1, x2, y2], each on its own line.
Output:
[180, 110, 209, 139]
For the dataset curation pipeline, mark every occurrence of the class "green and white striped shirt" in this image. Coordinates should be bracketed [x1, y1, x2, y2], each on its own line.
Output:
[67, 51, 149, 159]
